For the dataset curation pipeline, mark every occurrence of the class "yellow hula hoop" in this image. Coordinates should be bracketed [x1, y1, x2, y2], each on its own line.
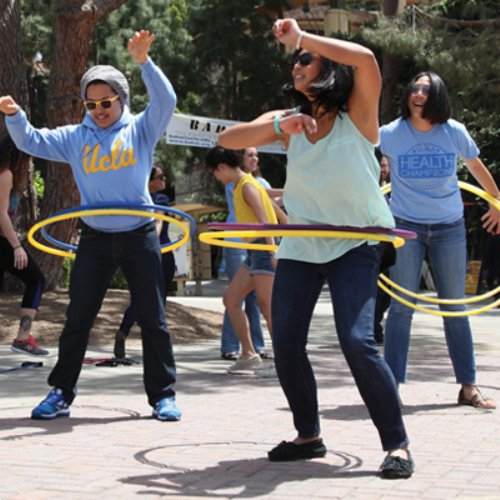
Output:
[379, 181, 500, 316]
[199, 230, 406, 250]
[28, 209, 190, 259]
[377, 279, 500, 317]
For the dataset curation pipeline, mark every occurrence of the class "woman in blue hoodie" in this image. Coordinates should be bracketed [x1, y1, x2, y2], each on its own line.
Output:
[0, 30, 181, 422]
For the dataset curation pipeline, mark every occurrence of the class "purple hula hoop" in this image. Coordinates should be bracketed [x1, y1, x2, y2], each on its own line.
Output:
[207, 223, 416, 239]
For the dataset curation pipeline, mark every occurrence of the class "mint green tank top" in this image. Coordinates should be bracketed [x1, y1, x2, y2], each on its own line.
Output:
[276, 113, 395, 263]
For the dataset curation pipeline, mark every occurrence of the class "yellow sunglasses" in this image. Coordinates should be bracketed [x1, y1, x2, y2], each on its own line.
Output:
[84, 94, 120, 111]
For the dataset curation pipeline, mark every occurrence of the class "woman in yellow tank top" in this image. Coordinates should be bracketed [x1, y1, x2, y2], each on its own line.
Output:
[206, 146, 277, 375]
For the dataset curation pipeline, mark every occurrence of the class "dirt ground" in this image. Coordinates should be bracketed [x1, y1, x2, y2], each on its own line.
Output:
[0, 288, 223, 347]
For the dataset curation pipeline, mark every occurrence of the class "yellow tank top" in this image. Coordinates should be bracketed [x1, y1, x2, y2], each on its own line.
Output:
[232, 173, 278, 225]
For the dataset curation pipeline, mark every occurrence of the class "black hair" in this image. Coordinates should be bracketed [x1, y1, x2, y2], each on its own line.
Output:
[205, 146, 243, 172]
[374, 147, 383, 164]
[85, 80, 118, 98]
[149, 165, 160, 182]
[282, 48, 354, 118]
[400, 72, 452, 124]
[0, 135, 29, 194]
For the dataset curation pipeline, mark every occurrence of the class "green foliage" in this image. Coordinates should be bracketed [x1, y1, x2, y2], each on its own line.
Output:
[61, 257, 73, 287]
[187, 0, 289, 185]
[34, 170, 45, 199]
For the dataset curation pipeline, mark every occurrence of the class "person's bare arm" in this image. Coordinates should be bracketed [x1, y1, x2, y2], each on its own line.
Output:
[0, 170, 28, 269]
[465, 157, 500, 234]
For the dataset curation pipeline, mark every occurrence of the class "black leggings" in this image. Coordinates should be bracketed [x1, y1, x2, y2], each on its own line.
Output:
[0, 236, 45, 310]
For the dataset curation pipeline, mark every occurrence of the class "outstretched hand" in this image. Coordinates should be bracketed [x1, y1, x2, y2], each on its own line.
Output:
[0, 96, 20, 116]
[278, 114, 317, 136]
[128, 30, 155, 64]
[272, 19, 301, 47]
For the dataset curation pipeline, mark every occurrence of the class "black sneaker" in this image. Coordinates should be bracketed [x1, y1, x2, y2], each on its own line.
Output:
[11, 336, 49, 357]
[114, 330, 126, 359]
[380, 450, 415, 479]
[268, 439, 327, 461]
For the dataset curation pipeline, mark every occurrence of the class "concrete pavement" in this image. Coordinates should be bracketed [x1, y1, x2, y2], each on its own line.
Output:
[1, 278, 500, 499]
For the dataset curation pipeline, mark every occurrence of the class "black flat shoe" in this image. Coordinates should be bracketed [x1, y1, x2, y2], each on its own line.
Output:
[268, 438, 327, 462]
[380, 450, 414, 479]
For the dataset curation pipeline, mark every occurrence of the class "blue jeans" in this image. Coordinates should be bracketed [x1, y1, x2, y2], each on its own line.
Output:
[272, 245, 408, 451]
[221, 246, 265, 354]
[48, 222, 176, 406]
[384, 218, 476, 384]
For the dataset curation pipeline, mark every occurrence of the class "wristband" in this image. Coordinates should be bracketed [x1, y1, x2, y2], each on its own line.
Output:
[274, 116, 284, 135]
[296, 31, 305, 50]
[13, 244, 22, 250]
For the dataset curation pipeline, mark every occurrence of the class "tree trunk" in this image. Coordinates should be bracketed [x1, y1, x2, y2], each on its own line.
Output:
[381, 0, 400, 124]
[0, 0, 36, 293]
[32, 0, 128, 289]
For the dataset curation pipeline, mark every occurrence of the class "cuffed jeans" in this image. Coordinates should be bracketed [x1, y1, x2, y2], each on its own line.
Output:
[48, 222, 176, 406]
[384, 217, 476, 384]
[220, 246, 265, 353]
[272, 244, 409, 451]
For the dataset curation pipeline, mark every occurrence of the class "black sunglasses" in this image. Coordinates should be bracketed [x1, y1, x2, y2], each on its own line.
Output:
[410, 85, 430, 96]
[152, 173, 166, 181]
[290, 52, 315, 71]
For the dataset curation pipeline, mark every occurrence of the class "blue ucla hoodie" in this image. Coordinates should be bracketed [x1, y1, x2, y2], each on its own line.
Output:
[6, 58, 176, 232]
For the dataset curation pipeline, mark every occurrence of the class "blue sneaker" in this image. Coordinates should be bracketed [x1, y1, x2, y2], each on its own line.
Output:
[31, 388, 71, 420]
[152, 397, 182, 421]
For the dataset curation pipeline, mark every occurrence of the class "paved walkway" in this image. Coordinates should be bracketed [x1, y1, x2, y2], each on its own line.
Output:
[1, 279, 500, 500]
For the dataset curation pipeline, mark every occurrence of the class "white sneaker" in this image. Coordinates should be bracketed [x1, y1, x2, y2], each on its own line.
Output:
[254, 365, 277, 378]
[227, 354, 262, 373]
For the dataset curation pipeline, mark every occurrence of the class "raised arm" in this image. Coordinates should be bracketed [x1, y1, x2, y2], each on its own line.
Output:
[131, 31, 177, 146]
[273, 19, 381, 143]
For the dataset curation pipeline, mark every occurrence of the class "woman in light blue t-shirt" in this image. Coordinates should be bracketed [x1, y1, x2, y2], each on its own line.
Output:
[220, 18, 413, 478]
[380, 72, 500, 409]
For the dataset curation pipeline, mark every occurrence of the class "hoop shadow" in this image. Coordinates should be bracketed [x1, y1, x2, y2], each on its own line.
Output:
[118, 443, 375, 497]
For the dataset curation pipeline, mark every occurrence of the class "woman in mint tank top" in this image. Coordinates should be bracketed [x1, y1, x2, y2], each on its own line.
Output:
[380, 73, 500, 409]
[220, 18, 413, 478]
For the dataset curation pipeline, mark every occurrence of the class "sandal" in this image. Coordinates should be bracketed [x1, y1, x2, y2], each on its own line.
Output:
[458, 384, 497, 409]
[221, 352, 238, 361]
[257, 351, 274, 360]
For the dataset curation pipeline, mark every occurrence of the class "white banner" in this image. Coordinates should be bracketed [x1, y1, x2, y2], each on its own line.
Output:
[166, 113, 287, 155]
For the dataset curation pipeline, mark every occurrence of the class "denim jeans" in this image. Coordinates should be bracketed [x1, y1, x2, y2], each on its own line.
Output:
[384, 218, 476, 384]
[220, 246, 265, 354]
[48, 222, 176, 406]
[120, 252, 175, 335]
[272, 245, 409, 451]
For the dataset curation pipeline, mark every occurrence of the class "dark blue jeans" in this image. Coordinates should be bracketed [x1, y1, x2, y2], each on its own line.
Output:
[48, 222, 176, 406]
[272, 244, 409, 451]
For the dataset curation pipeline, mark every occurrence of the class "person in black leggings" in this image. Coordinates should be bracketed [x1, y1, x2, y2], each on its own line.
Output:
[0, 135, 47, 356]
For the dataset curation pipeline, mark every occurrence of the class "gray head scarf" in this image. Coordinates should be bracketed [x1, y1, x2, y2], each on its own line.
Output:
[80, 65, 129, 106]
